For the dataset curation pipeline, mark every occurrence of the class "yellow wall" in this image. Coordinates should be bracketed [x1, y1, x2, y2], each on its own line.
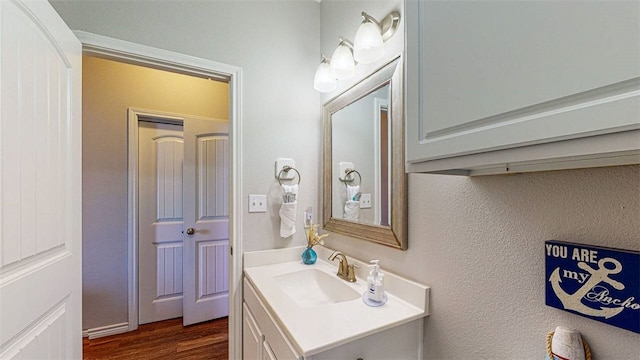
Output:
[84, 55, 228, 120]
[82, 55, 228, 329]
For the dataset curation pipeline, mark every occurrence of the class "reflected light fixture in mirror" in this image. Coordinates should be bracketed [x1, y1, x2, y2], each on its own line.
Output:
[313, 55, 337, 93]
[354, 11, 401, 64]
[329, 37, 355, 80]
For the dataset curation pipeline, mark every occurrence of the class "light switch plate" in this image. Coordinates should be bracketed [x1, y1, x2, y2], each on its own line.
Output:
[249, 194, 267, 213]
[360, 193, 372, 209]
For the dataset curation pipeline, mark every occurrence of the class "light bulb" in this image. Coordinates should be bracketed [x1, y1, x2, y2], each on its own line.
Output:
[329, 42, 355, 80]
[313, 60, 337, 93]
[353, 21, 384, 64]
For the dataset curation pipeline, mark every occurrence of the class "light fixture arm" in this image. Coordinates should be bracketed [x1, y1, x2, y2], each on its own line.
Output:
[361, 11, 400, 42]
[361, 12, 381, 28]
[338, 36, 354, 50]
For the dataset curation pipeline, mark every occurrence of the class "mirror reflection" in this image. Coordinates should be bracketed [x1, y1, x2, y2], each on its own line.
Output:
[322, 56, 406, 250]
[331, 83, 391, 226]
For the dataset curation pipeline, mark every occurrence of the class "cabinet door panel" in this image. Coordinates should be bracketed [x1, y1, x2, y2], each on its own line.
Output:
[243, 304, 263, 360]
[407, 1, 640, 165]
[262, 342, 278, 360]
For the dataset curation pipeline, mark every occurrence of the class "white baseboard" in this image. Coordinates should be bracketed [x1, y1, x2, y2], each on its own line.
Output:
[83, 322, 129, 339]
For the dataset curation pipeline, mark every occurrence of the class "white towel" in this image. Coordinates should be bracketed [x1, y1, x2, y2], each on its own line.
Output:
[279, 201, 297, 237]
[344, 184, 360, 221]
[343, 200, 360, 221]
[346, 184, 360, 201]
[281, 184, 298, 203]
[279, 184, 298, 238]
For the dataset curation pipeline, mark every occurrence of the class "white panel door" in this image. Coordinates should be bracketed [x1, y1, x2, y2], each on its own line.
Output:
[182, 117, 229, 326]
[138, 122, 185, 324]
[0, 0, 82, 358]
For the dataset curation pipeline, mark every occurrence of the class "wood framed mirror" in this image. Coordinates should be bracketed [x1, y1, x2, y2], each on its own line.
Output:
[322, 56, 407, 250]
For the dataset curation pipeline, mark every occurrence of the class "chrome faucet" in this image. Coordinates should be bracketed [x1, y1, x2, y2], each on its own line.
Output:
[328, 251, 358, 282]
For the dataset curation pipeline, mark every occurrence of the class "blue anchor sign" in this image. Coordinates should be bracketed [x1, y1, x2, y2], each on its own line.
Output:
[545, 240, 640, 333]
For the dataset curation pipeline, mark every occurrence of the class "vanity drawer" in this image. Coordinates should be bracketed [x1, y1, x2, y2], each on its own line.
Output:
[244, 278, 301, 360]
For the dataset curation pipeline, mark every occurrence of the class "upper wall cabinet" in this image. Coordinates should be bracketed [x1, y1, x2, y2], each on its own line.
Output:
[405, 1, 640, 175]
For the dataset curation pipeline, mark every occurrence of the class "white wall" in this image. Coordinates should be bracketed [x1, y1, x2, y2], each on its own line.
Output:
[320, 1, 640, 359]
[51, 0, 322, 329]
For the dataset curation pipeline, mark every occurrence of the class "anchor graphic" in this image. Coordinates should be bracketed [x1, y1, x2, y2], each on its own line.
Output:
[549, 257, 625, 319]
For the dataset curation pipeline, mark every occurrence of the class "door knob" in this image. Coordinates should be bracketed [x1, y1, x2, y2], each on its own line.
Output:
[186, 228, 195, 235]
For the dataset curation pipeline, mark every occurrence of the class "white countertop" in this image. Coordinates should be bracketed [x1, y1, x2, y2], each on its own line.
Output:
[244, 246, 430, 357]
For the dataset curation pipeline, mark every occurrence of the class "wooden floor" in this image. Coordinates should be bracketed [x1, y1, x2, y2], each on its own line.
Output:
[83, 317, 228, 359]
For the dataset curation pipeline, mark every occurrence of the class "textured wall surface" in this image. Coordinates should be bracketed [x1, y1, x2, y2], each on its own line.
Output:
[325, 166, 640, 359]
[412, 166, 640, 359]
[81, 56, 228, 329]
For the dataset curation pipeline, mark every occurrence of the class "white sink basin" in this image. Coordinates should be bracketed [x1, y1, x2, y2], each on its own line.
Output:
[244, 250, 430, 356]
[274, 268, 360, 307]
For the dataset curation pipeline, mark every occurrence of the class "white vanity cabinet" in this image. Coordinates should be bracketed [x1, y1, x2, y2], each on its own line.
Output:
[244, 279, 301, 360]
[242, 247, 429, 360]
[303, 320, 422, 360]
[405, 1, 640, 175]
[243, 278, 423, 360]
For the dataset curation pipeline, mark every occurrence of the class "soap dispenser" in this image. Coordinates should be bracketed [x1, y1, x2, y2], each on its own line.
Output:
[363, 259, 387, 306]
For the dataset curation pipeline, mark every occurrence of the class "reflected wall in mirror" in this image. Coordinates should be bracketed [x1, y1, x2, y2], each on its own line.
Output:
[322, 56, 407, 250]
[331, 84, 390, 226]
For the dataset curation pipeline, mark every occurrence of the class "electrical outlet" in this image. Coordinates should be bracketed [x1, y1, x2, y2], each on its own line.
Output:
[360, 193, 372, 209]
[248, 194, 267, 213]
[304, 207, 313, 228]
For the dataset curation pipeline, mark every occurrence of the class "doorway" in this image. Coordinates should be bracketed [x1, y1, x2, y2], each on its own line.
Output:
[78, 32, 243, 358]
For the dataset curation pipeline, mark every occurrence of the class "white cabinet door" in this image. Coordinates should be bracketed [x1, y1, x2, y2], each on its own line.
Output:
[243, 279, 302, 360]
[406, 1, 640, 174]
[0, 0, 82, 358]
[262, 341, 278, 360]
[243, 303, 263, 360]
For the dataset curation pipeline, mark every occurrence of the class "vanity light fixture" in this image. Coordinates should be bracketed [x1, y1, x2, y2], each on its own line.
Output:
[313, 10, 401, 92]
[329, 37, 356, 80]
[313, 55, 337, 93]
[353, 11, 400, 64]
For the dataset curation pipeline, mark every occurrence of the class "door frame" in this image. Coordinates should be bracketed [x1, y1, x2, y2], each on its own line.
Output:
[373, 97, 389, 226]
[76, 31, 243, 359]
